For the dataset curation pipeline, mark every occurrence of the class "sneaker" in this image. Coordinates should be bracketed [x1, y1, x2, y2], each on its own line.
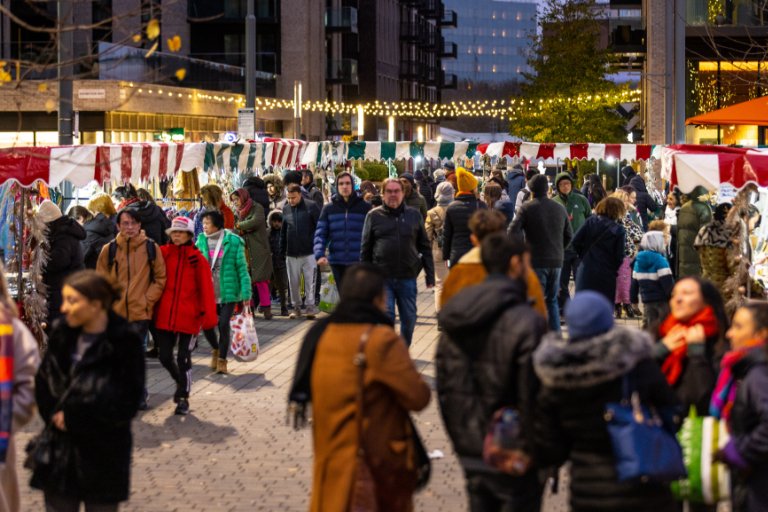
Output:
[305, 306, 319, 320]
[174, 398, 190, 415]
[289, 308, 302, 320]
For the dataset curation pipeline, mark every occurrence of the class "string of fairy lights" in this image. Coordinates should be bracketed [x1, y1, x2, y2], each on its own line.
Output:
[124, 83, 641, 120]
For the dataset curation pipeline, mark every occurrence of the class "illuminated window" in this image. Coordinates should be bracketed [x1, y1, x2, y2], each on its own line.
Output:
[516, 12, 522, 21]
[492, 65, 497, 73]
[477, 46, 483, 55]
[492, 48, 497, 55]
[501, 30, 507, 37]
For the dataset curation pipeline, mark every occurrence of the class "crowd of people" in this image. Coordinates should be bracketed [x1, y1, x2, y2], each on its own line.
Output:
[0, 160, 766, 511]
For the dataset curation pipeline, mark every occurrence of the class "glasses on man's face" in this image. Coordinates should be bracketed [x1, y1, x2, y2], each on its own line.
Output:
[384, 189, 401, 195]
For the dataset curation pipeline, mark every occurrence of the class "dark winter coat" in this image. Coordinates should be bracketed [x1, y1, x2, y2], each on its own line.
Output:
[44, 216, 86, 322]
[404, 191, 428, 220]
[268, 211, 286, 270]
[630, 250, 675, 304]
[509, 197, 572, 269]
[533, 327, 680, 512]
[729, 347, 768, 512]
[437, 275, 546, 481]
[313, 193, 372, 265]
[304, 182, 324, 208]
[677, 186, 712, 278]
[243, 176, 271, 216]
[31, 313, 145, 503]
[419, 181, 436, 210]
[360, 203, 435, 285]
[506, 169, 526, 217]
[653, 335, 717, 416]
[571, 215, 626, 301]
[81, 213, 116, 269]
[622, 169, 661, 230]
[281, 198, 321, 258]
[442, 194, 487, 265]
[126, 200, 171, 246]
[234, 203, 273, 282]
[493, 197, 515, 226]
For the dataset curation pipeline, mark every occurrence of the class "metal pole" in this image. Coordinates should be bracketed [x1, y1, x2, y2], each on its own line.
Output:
[664, 0, 674, 144]
[674, 0, 686, 143]
[245, 0, 257, 108]
[58, 0, 73, 145]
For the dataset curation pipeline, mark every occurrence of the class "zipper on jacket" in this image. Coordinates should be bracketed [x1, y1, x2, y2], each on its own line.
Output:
[344, 209, 349, 260]
[125, 238, 131, 320]
[169, 246, 184, 329]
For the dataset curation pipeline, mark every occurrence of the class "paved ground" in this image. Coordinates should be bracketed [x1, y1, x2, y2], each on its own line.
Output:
[14, 281, 644, 511]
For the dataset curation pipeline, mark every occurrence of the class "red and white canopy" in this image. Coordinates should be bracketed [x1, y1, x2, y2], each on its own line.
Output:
[663, 144, 768, 193]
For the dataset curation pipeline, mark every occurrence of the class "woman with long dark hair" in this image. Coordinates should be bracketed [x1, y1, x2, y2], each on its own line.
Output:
[31, 270, 145, 511]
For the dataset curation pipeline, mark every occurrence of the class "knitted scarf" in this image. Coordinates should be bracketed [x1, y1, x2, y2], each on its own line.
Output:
[710, 339, 766, 424]
[0, 310, 14, 463]
[659, 306, 719, 385]
[234, 188, 253, 219]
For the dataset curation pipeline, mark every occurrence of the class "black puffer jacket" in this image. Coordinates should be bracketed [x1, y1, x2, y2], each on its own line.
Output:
[281, 197, 320, 257]
[127, 200, 170, 245]
[44, 216, 86, 321]
[437, 275, 546, 474]
[81, 213, 116, 269]
[31, 312, 145, 503]
[533, 327, 681, 512]
[729, 347, 768, 512]
[360, 203, 435, 285]
[442, 194, 487, 265]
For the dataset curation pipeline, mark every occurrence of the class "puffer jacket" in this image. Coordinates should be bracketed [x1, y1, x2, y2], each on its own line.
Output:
[677, 186, 712, 278]
[234, 203, 273, 282]
[31, 312, 144, 503]
[360, 203, 435, 285]
[506, 169, 526, 216]
[81, 213, 116, 269]
[630, 250, 674, 304]
[95, 231, 167, 322]
[126, 200, 171, 245]
[195, 230, 252, 303]
[533, 327, 681, 512]
[44, 216, 86, 321]
[313, 193, 372, 265]
[437, 275, 546, 476]
[153, 242, 218, 335]
[443, 194, 487, 265]
[281, 198, 321, 258]
[729, 347, 768, 512]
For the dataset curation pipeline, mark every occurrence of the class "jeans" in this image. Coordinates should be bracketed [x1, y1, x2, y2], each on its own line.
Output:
[385, 278, 418, 346]
[45, 492, 118, 512]
[465, 471, 542, 512]
[203, 302, 236, 361]
[558, 249, 580, 311]
[286, 255, 317, 308]
[330, 264, 349, 290]
[156, 330, 195, 400]
[534, 267, 562, 333]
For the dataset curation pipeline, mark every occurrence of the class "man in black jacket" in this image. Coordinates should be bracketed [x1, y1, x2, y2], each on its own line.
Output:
[510, 174, 572, 333]
[281, 184, 321, 319]
[443, 168, 487, 266]
[437, 232, 547, 512]
[361, 178, 435, 346]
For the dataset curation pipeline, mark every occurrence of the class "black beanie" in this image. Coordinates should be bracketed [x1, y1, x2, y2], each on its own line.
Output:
[529, 174, 550, 198]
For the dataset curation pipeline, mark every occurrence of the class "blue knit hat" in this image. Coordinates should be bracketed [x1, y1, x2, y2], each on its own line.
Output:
[565, 291, 614, 341]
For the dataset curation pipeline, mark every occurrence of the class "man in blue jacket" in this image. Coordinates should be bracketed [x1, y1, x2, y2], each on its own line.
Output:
[314, 172, 372, 288]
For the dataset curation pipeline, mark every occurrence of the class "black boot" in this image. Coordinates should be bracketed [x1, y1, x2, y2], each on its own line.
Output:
[279, 289, 289, 316]
[623, 304, 636, 319]
[615, 304, 623, 319]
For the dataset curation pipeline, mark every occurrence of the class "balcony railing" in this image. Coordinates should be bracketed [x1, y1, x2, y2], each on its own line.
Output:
[327, 58, 359, 85]
[439, 71, 457, 89]
[400, 20, 428, 43]
[440, 41, 457, 59]
[421, 0, 442, 19]
[440, 9, 458, 28]
[399, 60, 426, 80]
[325, 7, 358, 33]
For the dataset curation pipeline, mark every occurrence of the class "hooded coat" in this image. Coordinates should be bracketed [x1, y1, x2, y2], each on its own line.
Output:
[533, 327, 680, 512]
[677, 186, 712, 278]
[264, 174, 287, 211]
[552, 173, 591, 234]
[126, 200, 171, 246]
[442, 194, 487, 265]
[437, 276, 546, 488]
[81, 213, 116, 269]
[44, 216, 86, 321]
[31, 312, 145, 503]
[243, 176, 271, 216]
[571, 215, 626, 301]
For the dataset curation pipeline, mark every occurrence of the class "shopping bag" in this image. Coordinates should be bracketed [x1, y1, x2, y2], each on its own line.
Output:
[671, 408, 730, 504]
[319, 272, 340, 313]
[229, 311, 259, 362]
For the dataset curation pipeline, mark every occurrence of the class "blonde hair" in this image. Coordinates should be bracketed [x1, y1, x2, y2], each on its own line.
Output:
[0, 262, 18, 318]
[88, 194, 117, 217]
[201, 184, 224, 208]
[610, 189, 631, 205]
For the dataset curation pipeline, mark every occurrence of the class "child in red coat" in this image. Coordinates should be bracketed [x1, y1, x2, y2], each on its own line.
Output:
[153, 216, 217, 415]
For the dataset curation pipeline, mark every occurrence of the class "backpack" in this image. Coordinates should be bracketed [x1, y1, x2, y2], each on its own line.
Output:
[430, 211, 445, 249]
[107, 239, 157, 284]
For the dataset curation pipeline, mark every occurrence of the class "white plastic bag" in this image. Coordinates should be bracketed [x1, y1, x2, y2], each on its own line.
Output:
[229, 311, 259, 362]
[319, 272, 340, 313]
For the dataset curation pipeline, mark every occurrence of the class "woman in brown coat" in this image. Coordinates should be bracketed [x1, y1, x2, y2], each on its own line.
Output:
[307, 263, 430, 512]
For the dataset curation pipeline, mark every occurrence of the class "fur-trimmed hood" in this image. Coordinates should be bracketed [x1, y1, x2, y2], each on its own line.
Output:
[533, 326, 653, 389]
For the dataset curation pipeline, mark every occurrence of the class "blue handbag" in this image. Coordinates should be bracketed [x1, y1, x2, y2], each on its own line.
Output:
[604, 374, 687, 483]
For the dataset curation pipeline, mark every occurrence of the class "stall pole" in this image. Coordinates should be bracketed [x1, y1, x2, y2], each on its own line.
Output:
[57, 0, 74, 145]
[17, 188, 25, 304]
[245, 0, 257, 109]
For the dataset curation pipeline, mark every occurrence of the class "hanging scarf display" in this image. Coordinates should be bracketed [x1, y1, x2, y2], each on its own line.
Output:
[710, 339, 766, 424]
[659, 306, 720, 385]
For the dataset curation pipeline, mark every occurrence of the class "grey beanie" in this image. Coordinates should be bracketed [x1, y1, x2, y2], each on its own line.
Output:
[435, 182, 455, 206]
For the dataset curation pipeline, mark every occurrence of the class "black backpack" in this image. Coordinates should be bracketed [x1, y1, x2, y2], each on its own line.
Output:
[107, 239, 157, 283]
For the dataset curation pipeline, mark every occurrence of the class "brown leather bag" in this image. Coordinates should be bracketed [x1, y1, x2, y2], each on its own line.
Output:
[348, 327, 379, 512]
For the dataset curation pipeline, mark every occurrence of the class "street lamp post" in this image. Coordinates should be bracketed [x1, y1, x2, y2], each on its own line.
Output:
[58, 0, 73, 145]
[245, 0, 257, 109]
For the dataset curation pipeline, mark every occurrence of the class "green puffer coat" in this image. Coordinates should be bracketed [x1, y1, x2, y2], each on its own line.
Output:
[195, 230, 252, 303]
[677, 186, 712, 278]
[234, 203, 273, 282]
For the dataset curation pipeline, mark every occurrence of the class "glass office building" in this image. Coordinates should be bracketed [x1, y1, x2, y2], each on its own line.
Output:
[442, 0, 537, 85]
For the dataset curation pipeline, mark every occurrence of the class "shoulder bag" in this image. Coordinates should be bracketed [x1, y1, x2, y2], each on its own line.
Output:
[349, 326, 378, 512]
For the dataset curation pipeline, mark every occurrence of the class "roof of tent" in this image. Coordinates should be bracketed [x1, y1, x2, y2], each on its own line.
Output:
[686, 96, 768, 126]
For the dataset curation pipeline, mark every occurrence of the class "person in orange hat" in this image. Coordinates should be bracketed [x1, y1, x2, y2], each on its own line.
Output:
[442, 168, 487, 267]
